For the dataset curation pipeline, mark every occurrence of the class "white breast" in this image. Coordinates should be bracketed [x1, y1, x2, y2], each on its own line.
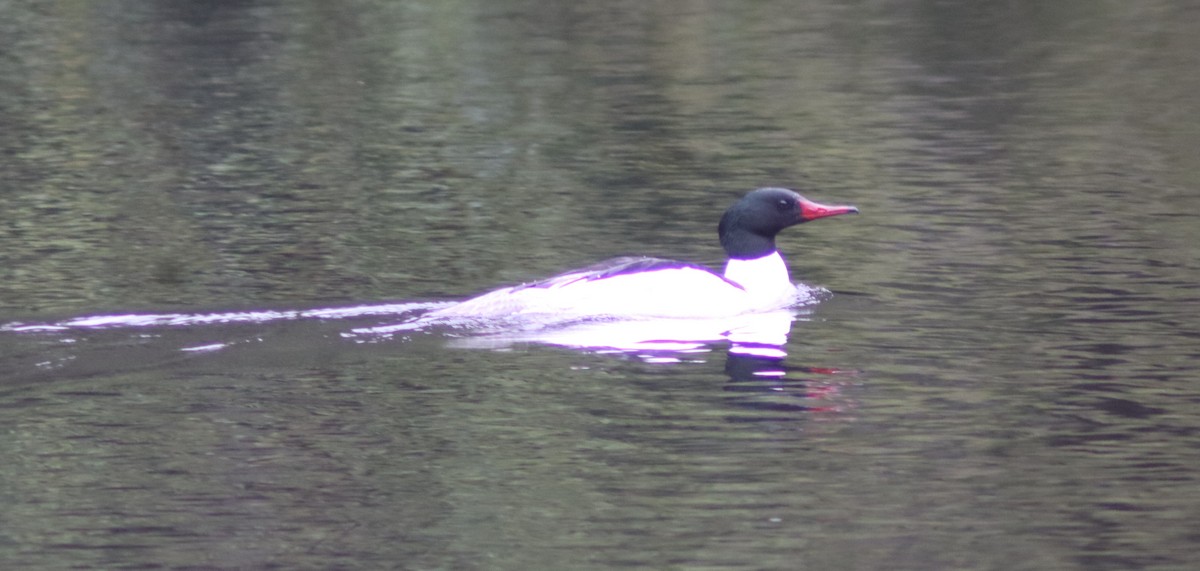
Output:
[722, 251, 796, 306]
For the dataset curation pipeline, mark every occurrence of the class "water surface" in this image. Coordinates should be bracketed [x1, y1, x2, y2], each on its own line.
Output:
[2, 1, 1199, 569]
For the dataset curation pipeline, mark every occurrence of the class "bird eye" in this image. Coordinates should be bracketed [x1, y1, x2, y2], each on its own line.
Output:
[777, 198, 792, 210]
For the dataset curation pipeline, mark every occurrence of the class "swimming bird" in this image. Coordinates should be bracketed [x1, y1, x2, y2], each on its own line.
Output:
[426, 188, 858, 321]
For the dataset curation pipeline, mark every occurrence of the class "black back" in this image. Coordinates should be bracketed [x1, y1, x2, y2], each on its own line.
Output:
[513, 256, 743, 291]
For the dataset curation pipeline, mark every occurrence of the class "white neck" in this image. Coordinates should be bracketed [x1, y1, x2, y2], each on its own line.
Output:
[722, 251, 795, 305]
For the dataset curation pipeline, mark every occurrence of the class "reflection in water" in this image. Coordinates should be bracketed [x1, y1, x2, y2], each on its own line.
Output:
[2, 296, 824, 380]
[2, 0, 1199, 569]
[353, 304, 806, 357]
[723, 351, 858, 419]
[443, 314, 793, 355]
[2, 295, 862, 429]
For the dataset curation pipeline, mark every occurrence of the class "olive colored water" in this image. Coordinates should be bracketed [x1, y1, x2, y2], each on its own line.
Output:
[2, 1, 1199, 569]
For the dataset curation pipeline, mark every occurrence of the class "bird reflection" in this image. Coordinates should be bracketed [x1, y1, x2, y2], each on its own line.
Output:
[434, 307, 857, 418]
[437, 307, 800, 355]
[5, 301, 857, 418]
[722, 350, 853, 419]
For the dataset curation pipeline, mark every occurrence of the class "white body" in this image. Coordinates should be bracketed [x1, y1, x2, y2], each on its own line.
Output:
[428, 251, 805, 321]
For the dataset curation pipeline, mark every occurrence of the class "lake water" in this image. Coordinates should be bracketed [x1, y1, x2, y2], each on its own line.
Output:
[2, 1, 1199, 569]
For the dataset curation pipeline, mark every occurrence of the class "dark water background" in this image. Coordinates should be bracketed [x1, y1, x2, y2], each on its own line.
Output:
[2, 1, 1199, 569]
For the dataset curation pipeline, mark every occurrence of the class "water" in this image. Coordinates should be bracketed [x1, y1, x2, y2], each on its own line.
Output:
[2, 0, 1199, 569]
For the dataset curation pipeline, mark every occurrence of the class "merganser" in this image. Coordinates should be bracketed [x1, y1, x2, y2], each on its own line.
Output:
[427, 188, 858, 321]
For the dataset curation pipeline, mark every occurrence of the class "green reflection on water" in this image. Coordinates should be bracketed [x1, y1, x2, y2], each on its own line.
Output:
[2, 1, 1199, 570]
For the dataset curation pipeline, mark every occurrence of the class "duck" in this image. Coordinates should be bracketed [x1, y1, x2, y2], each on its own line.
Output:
[425, 188, 858, 321]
